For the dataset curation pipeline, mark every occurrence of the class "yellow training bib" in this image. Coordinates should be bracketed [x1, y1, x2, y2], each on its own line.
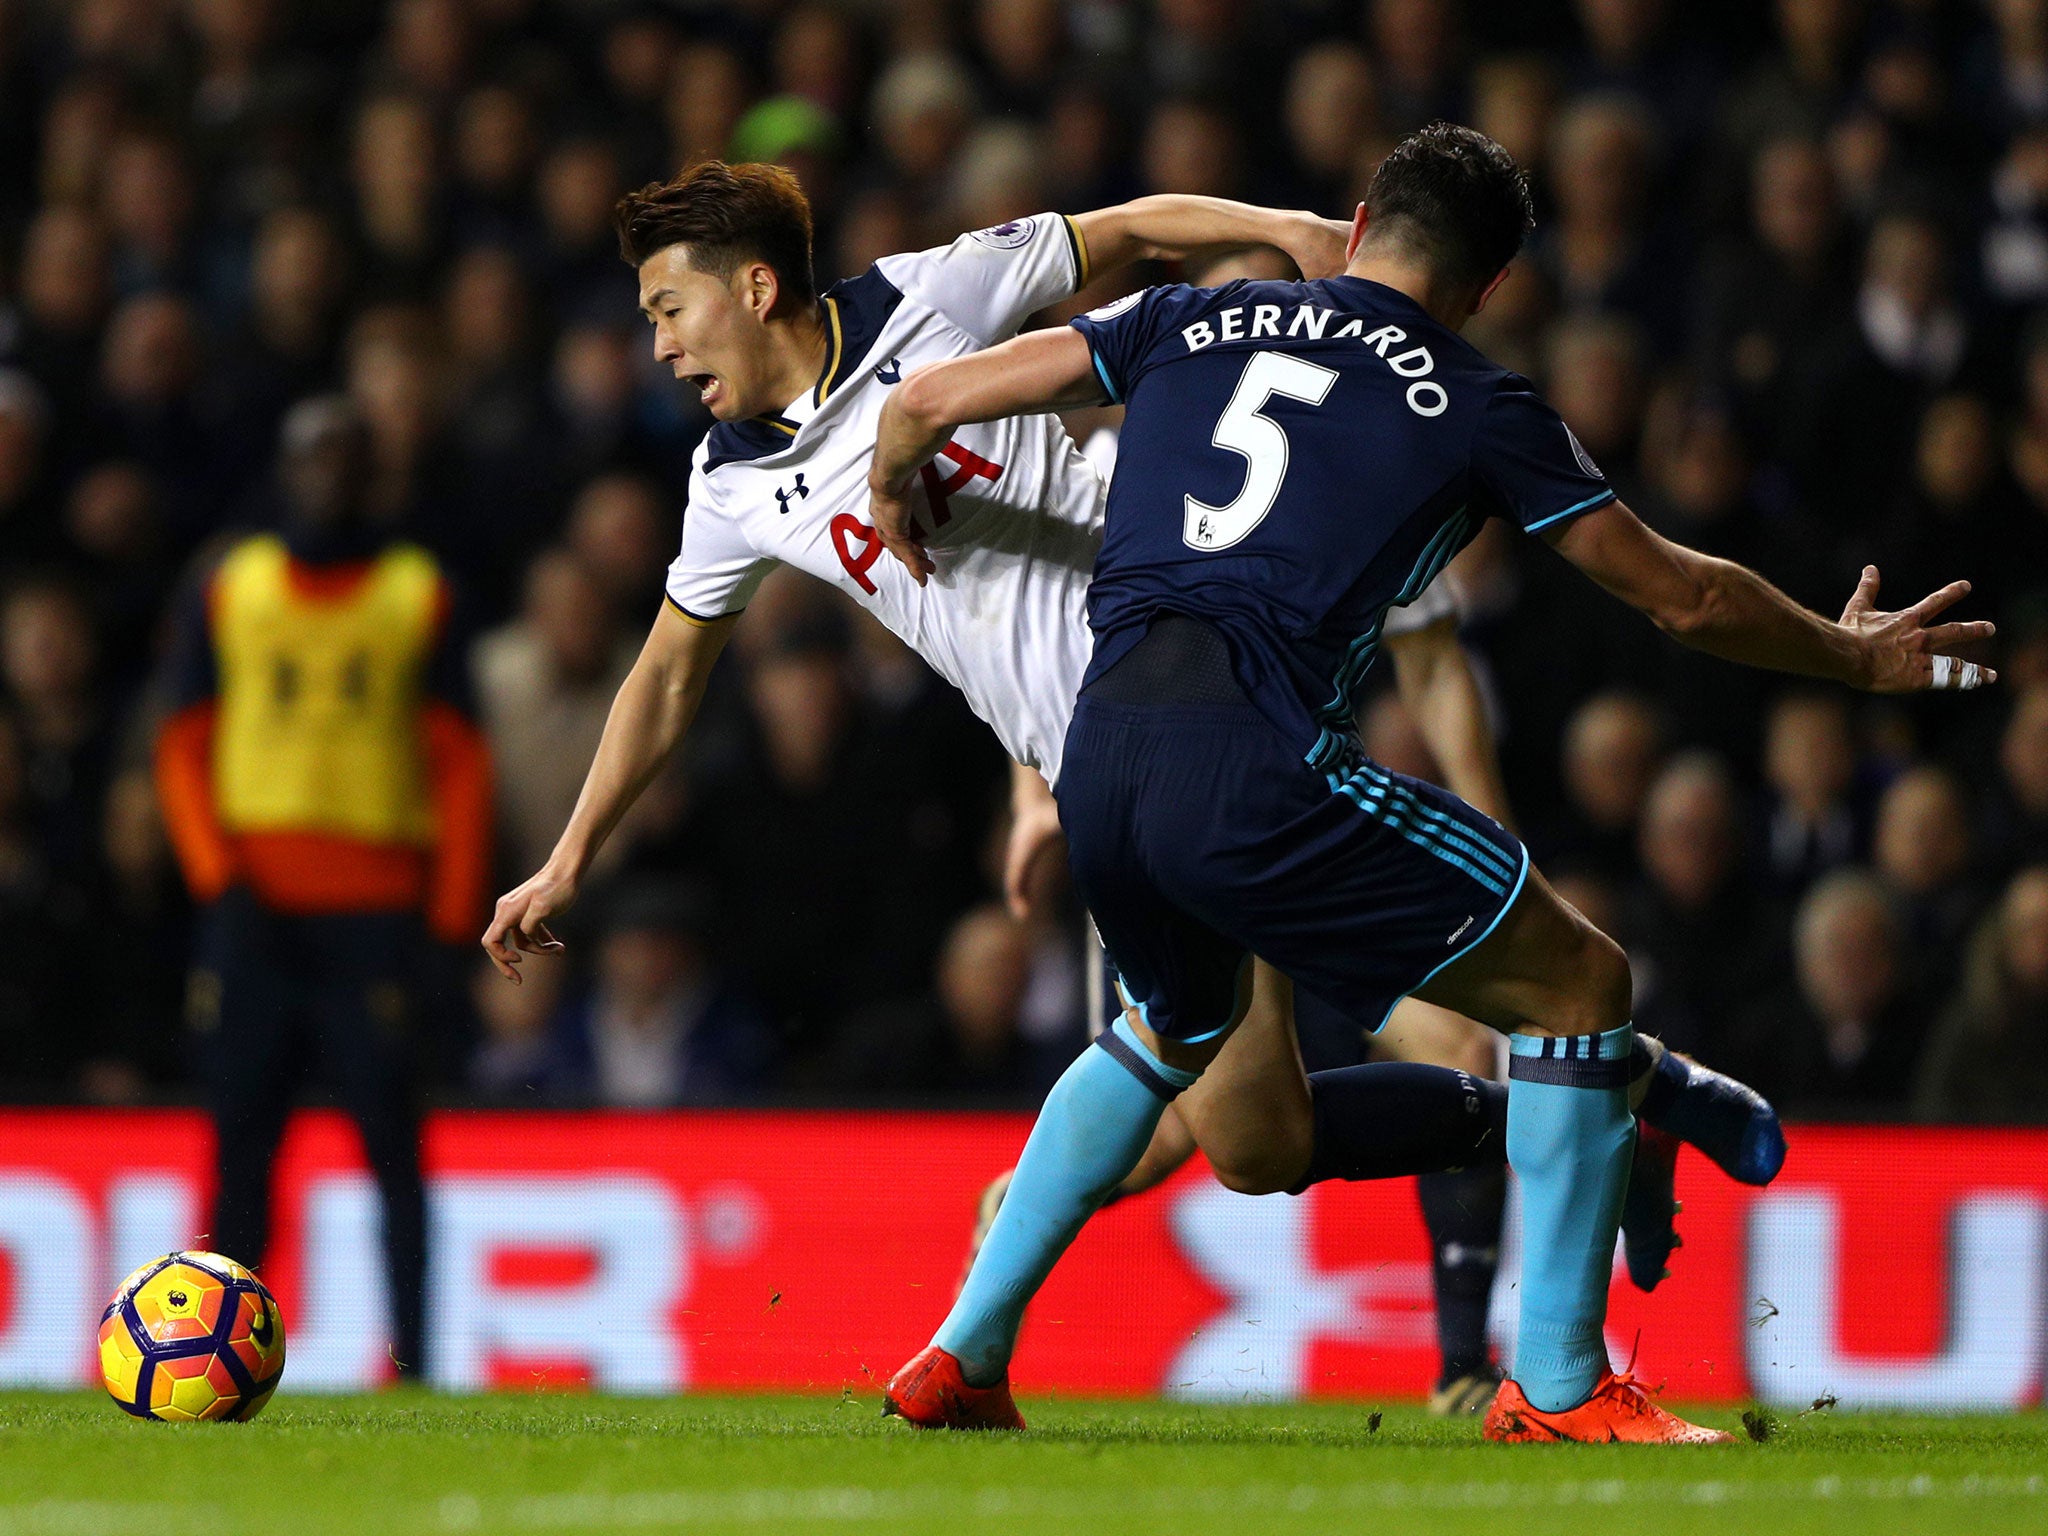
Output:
[210, 535, 443, 844]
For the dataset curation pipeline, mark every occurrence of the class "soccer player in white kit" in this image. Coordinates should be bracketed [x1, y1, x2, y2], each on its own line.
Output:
[482, 162, 1785, 1425]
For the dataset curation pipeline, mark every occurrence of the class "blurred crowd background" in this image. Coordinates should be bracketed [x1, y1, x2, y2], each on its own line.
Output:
[0, 0, 2044, 1121]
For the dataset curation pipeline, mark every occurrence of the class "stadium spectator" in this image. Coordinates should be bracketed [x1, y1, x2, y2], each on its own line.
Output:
[100, 128, 200, 302]
[832, 903, 1050, 1103]
[1760, 689, 1866, 892]
[1622, 753, 1785, 1057]
[1872, 765, 1986, 1002]
[1915, 866, 2048, 1123]
[1140, 98, 1245, 203]
[1528, 92, 1683, 354]
[0, 708, 108, 1097]
[450, 83, 541, 248]
[60, 462, 168, 691]
[1725, 869, 1927, 1115]
[1877, 394, 2016, 621]
[1562, 0, 1719, 162]
[564, 473, 672, 620]
[544, 880, 774, 1108]
[95, 292, 236, 548]
[674, 596, 995, 1069]
[666, 43, 753, 173]
[349, 92, 445, 302]
[1, 574, 113, 871]
[97, 764, 188, 1093]
[7, 208, 108, 458]
[1281, 43, 1380, 213]
[1693, 134, 1850, 457]
[153, 395, 492, 1378]
[0, 0, 2030, 1122]
[0, 372, 53, 557]
[467, 946, 568, 1103]
[1788, 209, 1978, 531]
[1988, 685, 2048, 875]
[473, 547, 635, 882]
[216, 207, 352, 483]
[1544, 689, 1665, 880]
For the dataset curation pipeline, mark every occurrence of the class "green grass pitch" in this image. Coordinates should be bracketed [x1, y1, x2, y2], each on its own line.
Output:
[1, 1392, 2044, 1535]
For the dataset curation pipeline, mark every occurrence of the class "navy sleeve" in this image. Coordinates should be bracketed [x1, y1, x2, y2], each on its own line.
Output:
[1068, 284, 1216, 404]
[1470, 378, 1617, 535]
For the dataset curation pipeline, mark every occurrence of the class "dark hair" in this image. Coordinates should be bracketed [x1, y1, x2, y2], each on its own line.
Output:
[613, 160, 817, 315]
[1363, 123, 1535, 289]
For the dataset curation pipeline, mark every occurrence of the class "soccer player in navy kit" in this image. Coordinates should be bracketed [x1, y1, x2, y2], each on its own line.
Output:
[869, 125, 1994, 1442]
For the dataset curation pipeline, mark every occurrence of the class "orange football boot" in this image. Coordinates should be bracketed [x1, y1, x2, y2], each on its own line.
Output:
[1484, 1370, 1735, 1444]
[883, 1345, 1026, 1431]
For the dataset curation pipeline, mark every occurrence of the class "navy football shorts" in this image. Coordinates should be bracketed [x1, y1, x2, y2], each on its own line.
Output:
[1059, 680, 1529, 1045]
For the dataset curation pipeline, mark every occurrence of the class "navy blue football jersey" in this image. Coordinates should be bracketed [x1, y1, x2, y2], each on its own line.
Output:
[1069, 276, 1614, 770]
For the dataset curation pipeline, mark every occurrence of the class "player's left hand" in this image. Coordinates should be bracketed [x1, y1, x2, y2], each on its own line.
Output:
[869, 472, 936, 585]
[1838, 565, 1997, 693]
[1285, 214, 1355, 280]
[1003, 794, 1068, 920]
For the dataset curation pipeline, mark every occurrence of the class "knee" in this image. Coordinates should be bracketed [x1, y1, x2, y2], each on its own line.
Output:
[1568, 925, 1633, 1035]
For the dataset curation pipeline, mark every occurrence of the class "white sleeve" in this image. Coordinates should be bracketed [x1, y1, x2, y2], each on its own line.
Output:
[874, 213, 1088, 345]
[664, 460, 774, 622]
[1381, 571, 1460, 637]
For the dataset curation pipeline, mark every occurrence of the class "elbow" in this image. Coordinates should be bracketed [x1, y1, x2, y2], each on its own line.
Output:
[1648, 573, 1724, 642]
[894, 363, 960, 433]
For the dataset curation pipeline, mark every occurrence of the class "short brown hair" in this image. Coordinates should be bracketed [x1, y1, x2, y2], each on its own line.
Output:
[613, 161, 816, 315]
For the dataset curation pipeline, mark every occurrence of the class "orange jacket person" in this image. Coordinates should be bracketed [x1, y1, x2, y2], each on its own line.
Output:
[154, 395, 491, 1380]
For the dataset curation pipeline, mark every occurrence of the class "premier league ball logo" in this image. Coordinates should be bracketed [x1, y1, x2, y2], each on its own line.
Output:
[970, 218, 1038, 249]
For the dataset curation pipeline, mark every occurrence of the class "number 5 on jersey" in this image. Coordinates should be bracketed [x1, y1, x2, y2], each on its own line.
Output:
[1184, 352, 1338, 551]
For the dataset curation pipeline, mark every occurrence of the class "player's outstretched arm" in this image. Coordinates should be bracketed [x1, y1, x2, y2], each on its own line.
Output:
[482, 603, 738, 981]
[869, 327, 1103, 582]
[1071, 197, 1352, 281]
[1384, 617, 1515, 827]
[1552, 500, 1996, 694]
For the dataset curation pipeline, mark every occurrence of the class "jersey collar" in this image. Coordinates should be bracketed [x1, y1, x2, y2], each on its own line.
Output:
[699, 265, 906, 473]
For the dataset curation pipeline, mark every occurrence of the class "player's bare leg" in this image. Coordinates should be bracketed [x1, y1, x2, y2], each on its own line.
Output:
[1411, 867, 1734, 1444]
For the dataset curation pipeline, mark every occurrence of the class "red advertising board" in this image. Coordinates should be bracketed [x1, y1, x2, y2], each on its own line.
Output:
[0, 1110, 2042, 1409]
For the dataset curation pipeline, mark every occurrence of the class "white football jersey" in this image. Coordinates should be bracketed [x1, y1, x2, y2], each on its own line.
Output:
[666, 213, 1103, 782]
[664, 215, 1461, 783]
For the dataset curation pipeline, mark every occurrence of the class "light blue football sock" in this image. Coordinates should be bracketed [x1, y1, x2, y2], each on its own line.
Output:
[934, 1018, 1198, 1386]
[1506, 1023, 1636, 1413]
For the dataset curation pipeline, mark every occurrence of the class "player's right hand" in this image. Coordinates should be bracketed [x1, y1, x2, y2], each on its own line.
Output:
[483, 866, 577, 982]
[869, 473, 935, 585]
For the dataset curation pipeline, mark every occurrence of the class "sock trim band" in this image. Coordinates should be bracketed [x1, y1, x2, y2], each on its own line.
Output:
[1508, 1026, 1635, 1089]
[1096, 1025, 1187, 1101]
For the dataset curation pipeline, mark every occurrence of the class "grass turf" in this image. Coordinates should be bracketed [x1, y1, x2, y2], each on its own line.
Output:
[0, 1392, 2043, 1535]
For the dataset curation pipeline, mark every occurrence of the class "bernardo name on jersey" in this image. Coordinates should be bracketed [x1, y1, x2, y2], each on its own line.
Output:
[667, 221, 1459, 784]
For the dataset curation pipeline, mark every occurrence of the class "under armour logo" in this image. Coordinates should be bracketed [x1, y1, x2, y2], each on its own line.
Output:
[875, 357, 903, 385]
[774, 474, 808, 513]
